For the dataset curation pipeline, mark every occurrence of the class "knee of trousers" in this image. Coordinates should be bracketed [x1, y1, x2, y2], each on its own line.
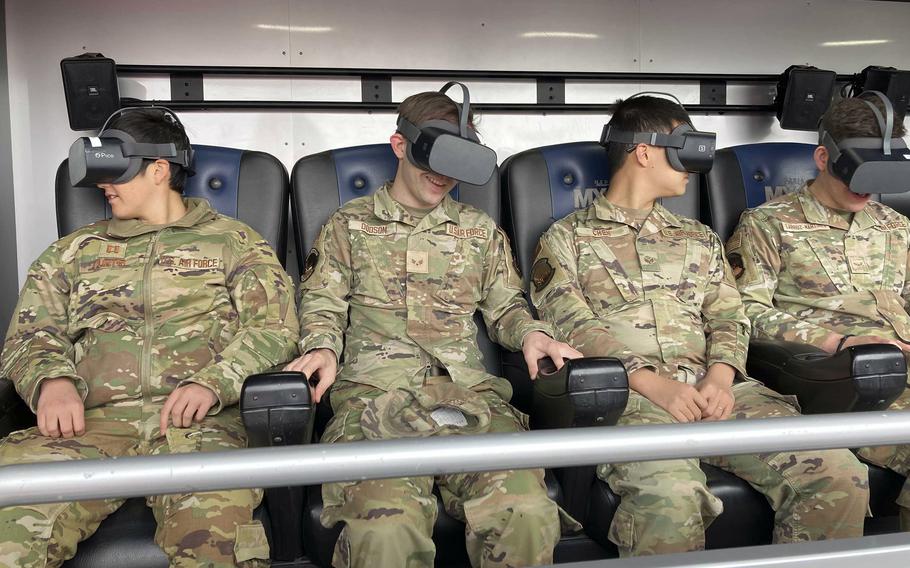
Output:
[463, 489, 559, 543]
[336, 514, 436, 567]
[769, 449, 869, 508]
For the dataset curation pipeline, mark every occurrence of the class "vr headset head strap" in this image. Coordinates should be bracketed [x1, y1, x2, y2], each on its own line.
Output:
[438, 81, 471, 138]
[99, 106, 195, 172]
[857, 90, 894, 155]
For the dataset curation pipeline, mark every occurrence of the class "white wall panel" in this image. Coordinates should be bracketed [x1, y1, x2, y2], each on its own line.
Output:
[640, 0, 910, 74]
[289, 0, 641, 72]
[6, 0, 910, 283]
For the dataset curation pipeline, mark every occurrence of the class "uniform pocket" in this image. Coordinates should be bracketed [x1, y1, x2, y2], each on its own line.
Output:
[608, 507, 636, 551]
[233, 521, 270, 563]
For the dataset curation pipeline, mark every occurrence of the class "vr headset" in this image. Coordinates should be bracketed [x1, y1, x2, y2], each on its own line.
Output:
[820, 90, 910, 195]
[396, 81, 497, 186]
[599, 92, 716, 174]
[68, 107, 194, 187]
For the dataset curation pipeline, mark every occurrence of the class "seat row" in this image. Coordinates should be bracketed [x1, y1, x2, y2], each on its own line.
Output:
[0, 139, 906, 567]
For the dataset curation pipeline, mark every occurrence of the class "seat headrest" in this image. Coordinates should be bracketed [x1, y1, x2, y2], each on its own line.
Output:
[186, 145, 243, 217]
[705, 142, 818, 240]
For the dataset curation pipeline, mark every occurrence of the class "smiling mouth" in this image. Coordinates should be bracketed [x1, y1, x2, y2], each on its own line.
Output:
[426, 173, 448, 188]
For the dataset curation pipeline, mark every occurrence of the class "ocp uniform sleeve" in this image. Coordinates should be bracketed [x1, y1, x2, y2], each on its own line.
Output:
[0, 241, 90, 412]
[729, 210, 834, 348]
[478, 227, 552, 351]
[183, 230, 299, 412]
[297, 213, 352, 359]
[701, 231, 749, 376]
[530, 224, 651, 374]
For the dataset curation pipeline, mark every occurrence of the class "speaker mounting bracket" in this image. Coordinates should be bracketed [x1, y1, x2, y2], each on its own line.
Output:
[170, 73, 204, 101]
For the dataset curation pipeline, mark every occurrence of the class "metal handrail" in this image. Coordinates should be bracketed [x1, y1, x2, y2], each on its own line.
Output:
[1, 411, 909, 507]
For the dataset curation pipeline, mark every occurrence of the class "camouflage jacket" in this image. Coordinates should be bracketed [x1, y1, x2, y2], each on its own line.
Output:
[1, 198, 299, 413]
[531, 197, 749, 383]
[298, 183, 551, 391]
[727, 185, 910, 348]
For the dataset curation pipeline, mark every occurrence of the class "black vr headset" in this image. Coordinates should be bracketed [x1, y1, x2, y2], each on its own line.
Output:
[599, 92, 716, 174]
[820, 90, 910, 195]
[68, 107, 194, 187]
[396, 82, 497, 186]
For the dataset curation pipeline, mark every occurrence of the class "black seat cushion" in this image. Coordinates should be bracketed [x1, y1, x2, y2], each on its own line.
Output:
[865, 462, 904, 534]
[62, 498, 270, 568]
[584, 464, 774, 554]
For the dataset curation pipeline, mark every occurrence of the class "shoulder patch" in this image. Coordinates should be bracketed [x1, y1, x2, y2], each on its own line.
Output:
[726, 231, 742, 252]
[302, 248, 319, 282]
[727, 252, 745, 280]
[530, 257, 556, 293]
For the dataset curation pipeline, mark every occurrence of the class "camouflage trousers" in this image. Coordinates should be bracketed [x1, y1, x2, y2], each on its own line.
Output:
[320, 380, 567, 568]
[598, 381, 869, 557]
[0, 404, 269, 568]
[856, 384, 910, 529]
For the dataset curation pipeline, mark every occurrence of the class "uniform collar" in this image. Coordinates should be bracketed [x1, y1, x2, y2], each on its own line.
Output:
[372, 182, 461, 229]
[106, 198, 217, 238]
[592, 195, 682, 237]
[797, 184, 877, 232]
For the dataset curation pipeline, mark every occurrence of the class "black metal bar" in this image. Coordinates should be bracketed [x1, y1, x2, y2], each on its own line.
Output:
[116, 63, 855, 83]
[120, 99, 776, 114]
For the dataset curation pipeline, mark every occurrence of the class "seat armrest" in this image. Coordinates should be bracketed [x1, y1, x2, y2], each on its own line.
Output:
[531, 357, 629, 430]
[240, 370, 315, 562]
[0, 377, 35, 437]
[747, 339, 906, 414]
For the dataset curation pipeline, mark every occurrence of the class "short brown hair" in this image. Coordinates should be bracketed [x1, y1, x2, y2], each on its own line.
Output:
[397, 91, 477, 130]
[822, 94, 907, 143]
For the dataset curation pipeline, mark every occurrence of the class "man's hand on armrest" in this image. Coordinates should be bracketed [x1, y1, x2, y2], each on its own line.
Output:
[284, 348, 337, 403]
[36, 377, 85, 439]
[629, 368, 708, 424]
[521, 331, 582, 379]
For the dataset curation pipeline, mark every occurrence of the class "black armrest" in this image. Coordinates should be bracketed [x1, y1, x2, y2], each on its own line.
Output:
[530, 357, 629, 524]
[531, 357, 629, 430]
[240, 371, 315, 562]
[747, 339, 906, 414]
[0, 377, 36, 438]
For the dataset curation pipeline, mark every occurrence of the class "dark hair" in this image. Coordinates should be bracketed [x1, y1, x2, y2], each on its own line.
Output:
[397, 91, 477, 132]
[605, 95, 692, 177]
[821, 94, 907, 143]
[106, 108, 191, 192]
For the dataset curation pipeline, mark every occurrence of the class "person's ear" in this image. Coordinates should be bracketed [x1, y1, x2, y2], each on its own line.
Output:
[813, 145, 828, 172]
[390, 132, 407, 160]
[150, 159, 171, 186]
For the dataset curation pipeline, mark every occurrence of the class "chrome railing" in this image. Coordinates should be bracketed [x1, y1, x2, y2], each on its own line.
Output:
[2, 411, 910, 507]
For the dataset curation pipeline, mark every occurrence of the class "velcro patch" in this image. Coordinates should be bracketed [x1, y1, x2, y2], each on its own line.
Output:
[662, 228, 706, 239]
[446, 225, 488, 239]
[302, 248, 319, 282]
[727, 252, 745, 280]
[781, 222, 827, 232]
[878, 220, 908, 231]
[726, 231, 742, 252]
[99, 243, 127, 259]
[406, 250, 429, 273]
[531, 257, 556, 292]
[159, 255, 222, 270]
[348, 220, 392, 235]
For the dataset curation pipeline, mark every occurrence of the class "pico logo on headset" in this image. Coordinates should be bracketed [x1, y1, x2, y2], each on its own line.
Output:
[599, 91, 717, 174]
[395, 81, 497, 186]
[68, 106, 194, 188]
[820, 90, 910, 195]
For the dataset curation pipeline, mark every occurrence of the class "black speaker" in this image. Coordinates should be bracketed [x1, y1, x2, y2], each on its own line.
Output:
[775, 65, 837, 131]
[857, 66, 910, 115]
[60, 53, 120, 131]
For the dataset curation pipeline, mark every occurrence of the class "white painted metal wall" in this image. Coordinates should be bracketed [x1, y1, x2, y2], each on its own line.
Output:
[5, 0, 910, 281]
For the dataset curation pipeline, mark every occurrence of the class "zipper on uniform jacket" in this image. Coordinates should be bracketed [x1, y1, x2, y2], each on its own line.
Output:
[140, 230, 164, 402]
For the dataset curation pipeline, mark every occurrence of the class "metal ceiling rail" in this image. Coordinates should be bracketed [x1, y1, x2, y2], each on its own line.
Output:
[1, 411, 908, 507]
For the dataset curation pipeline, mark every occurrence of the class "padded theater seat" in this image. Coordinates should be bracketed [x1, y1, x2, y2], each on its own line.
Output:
[56, 145, 291, 265]
[704, 142, 818, 241]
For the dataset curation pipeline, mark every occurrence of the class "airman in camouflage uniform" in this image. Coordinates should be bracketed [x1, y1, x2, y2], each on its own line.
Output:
[286, 89, 581, 568]
[532, 95, 868, 556]
[727, 94, 910, 528]
[0, 109, 298, 568]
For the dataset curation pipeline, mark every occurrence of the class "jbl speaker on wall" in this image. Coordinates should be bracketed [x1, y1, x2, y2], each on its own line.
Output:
[61, 53, 120, 131]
